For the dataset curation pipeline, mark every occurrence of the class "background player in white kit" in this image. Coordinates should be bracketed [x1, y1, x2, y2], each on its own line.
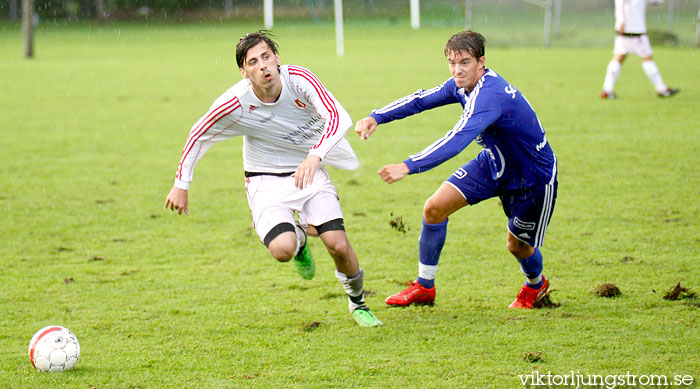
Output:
[164, 31, 382, 327]
[601, 0, 679, 99]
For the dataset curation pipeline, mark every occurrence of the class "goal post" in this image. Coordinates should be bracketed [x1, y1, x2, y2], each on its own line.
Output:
[521, 0, 561, 47]
[696, 5, 700, 46]
[410, 0, 420, 29]
[464, 0, 472, 30]
[334, 0, 343, 56]
[22, 0, 34, 58]
[264, 0, 273, 28]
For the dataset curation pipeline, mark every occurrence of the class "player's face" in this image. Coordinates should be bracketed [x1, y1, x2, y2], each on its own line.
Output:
[447, 49, 485, 92]
[240, 41, 281, 90]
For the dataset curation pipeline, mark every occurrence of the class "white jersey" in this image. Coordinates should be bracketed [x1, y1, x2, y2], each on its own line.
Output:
[174, 65, 358, 190]
[615, 0, 653, 34]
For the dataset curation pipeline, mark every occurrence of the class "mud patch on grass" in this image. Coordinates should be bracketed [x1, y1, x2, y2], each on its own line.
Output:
[320, 291, 343, 300]
[303, 321, 321, 331]
[523, 351, 543, 363]
[288, 284, 312, 291]
[593, 283, 621, 298]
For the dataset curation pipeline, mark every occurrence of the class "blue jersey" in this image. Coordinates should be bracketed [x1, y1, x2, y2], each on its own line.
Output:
[370, 69, 556, 191]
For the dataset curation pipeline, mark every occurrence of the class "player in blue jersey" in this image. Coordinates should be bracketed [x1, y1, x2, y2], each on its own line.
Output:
[354, 30, 558, 309]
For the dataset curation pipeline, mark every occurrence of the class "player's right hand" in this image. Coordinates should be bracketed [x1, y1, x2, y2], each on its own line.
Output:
[354, 116, 378, 140]
[164, 186, 189, 215]
[378, 163, 410, 184]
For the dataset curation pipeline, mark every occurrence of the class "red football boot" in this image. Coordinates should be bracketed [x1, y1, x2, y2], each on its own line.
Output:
[385, 281, 435, 306]
[508, 275, 549, 309]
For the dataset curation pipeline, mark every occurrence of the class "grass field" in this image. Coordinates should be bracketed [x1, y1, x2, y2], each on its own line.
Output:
[1, 16, 699, 388]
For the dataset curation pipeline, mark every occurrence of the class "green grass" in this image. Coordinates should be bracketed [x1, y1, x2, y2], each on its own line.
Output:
[1, 18, 699, 388]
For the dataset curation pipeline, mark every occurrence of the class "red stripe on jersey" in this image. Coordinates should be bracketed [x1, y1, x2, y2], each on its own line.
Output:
[288, 66, 338, 142]
[29, 326, 63, 368]
[177, 97, 241, 179]
[288, 66, 339, 150]
[181, 96, 239, 162]
[289, 66, 339, 139]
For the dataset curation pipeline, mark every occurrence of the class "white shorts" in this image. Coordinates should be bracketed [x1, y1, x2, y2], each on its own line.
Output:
[245, 168, 343, 243]
[613, 34, 653, 58]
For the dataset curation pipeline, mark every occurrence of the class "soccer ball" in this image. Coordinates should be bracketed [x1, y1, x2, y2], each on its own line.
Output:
[28, 326, 80, 372]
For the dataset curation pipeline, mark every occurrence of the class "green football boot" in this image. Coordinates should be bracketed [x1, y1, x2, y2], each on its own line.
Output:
[351, 308, 383, 327]
[293, 241, 315, 280]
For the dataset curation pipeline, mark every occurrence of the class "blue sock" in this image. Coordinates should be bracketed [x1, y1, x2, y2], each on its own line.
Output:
[518, 248, 543, 289]
[416, 219, 448, 289]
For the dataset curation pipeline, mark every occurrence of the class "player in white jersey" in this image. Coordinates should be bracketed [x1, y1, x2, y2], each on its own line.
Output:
[164, 31, 382, 327]
[601, 0, 679, 99]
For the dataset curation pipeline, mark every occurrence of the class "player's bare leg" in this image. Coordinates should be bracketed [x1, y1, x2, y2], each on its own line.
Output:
[386, 183, 467, 307]
[320, 230, 382, 327]
[507, 231, 549, 309]
[507, 232, 535, 260]
[319, 230, 359, 275]
[423, 183, 468, 224]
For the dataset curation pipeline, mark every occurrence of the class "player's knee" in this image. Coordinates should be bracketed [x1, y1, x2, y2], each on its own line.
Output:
[507, 238, 533, 259]
[325, 237, 350, 259]
[423, 198, 447, 224]
[264, 224, 297, 262]
[268, 243, 295, 262]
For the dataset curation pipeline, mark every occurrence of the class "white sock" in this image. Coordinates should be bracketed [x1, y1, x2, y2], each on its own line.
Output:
[292, 224, 306, 257]
[418, 263, 438, 281]
[602, 60, 621, 93]
[335, 269, 365, 312]
[527, 274, 543, 286]
[642, 61, 667, 93]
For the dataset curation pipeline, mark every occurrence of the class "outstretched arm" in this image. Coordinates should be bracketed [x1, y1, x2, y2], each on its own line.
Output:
[377, 163, 410, 183]
[369, 79, 460, 125]
[354, 116, 378, 140]
[175, 92, 243, 190]
[168, 90, 243, 214]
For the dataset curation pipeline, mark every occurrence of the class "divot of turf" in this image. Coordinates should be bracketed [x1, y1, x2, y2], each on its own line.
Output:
[663, 282, 696, 301]
[593, 283, 621, 297]
[533, 289, 560, 308]
[389, 213, 409, 233]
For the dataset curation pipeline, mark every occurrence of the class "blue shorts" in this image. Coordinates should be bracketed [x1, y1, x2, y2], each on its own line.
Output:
[445, 151, 557, 248]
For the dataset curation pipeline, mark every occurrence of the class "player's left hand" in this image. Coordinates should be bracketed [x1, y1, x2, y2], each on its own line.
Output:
[294, 155, 321, 189]
[378, 163, 409, 184]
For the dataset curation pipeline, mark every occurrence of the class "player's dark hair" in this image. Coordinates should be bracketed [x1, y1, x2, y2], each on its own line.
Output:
[444, 30, 486, 59]
[236, 30, 278, 68]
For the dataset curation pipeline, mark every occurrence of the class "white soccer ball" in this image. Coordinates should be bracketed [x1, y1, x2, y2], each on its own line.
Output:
[28, 326, 80, 372]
